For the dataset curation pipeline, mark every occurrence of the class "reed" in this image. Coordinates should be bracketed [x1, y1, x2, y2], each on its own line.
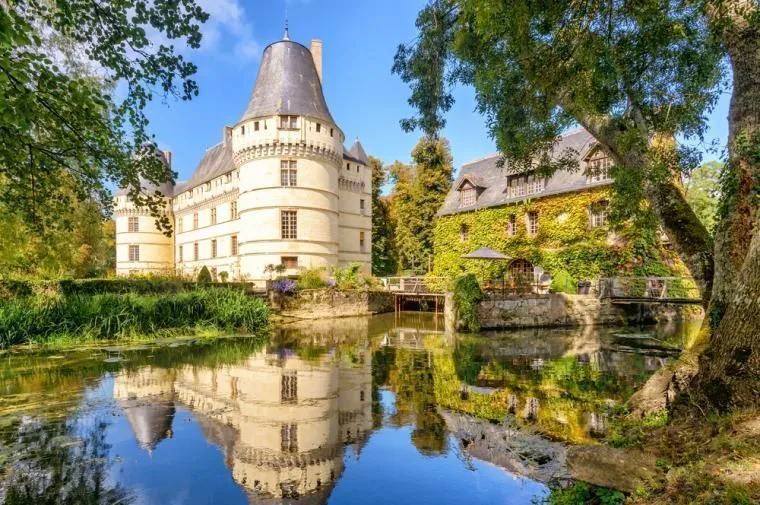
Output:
[0, 288, 269, 348]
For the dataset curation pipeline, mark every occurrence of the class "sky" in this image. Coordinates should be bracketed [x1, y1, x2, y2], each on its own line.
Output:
[143, 0, 731, 186]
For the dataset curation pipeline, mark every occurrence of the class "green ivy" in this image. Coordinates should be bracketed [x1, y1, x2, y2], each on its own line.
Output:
[453, 274, 483, 332]
[434, 187, 685, 281]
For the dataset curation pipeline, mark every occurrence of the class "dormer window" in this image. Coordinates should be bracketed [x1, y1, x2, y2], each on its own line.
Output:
[279, 115, 298, 129]
[587, 150, 613, 183]
[507, 172, 544, 198]
[460, 187, 476, 207]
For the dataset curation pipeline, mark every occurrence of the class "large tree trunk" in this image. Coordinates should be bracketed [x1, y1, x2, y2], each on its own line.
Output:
[686, 0, 760, 411]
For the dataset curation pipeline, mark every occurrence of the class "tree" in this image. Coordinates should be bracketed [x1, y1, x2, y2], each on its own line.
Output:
[197, 266, 212, 284]
[685, 161, 722, 234]
[395, 0, 760, 412]
[388, 137, 454, 273]
[0, 1, 209, 234]
[369, 156, 397, 276]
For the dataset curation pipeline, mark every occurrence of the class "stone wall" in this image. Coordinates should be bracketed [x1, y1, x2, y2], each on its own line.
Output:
[446, 292, 701, 330]
[272, 289, 394, 320]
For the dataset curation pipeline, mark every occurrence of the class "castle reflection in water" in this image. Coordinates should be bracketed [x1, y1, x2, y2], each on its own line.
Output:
[113, 345, 372, 502]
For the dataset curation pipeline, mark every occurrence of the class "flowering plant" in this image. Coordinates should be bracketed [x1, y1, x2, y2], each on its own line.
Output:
[273, 278, 296, 294]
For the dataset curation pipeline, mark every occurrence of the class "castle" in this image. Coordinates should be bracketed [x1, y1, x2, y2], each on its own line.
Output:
[114, 33, 372, 283]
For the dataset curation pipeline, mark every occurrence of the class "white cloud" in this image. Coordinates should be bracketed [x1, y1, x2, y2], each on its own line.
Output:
[196, 0, 260, 62]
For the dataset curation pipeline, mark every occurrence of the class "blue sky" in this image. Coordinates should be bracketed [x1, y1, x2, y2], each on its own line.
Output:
[144, 0, 730, 185]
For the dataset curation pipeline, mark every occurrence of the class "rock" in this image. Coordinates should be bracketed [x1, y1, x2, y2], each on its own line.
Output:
[566, 445, 657, 494]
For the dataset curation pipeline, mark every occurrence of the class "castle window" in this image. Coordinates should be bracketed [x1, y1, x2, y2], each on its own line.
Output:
[280, 160, 297, 186]
[231, 235, 238, 256]
[254, 121, 259, 131]
[178, 217, 183, 233]
[281, 210, 297, 239]
[128, 245, 140, 262]
[360, 199, 365, 214]
[241, 125, 245, 135]
[346, 162, 350, 171]
[230, 201, 238, 220]
[590, 200, 609, 228]
[193, 212, 198, 229]
[587, 151, 613, 183]
[281, 371, 297, 402]
[279, 115, 298, 129]
[128, 216, 139, 233]
[193, 242, 199, 261]
[179, 245, 183, 262]
[459, 186, 476, 207]
[211, 239, 217, 258]
[205, 182, 211, 191]
[281, 424, 298, 453]
[527, 211, 539, 236]
[211, 207, 217, 225]
[281, 256, 298, 269]
[225, 172, 232, 183]
[360, 231, 366, 253]
[460, 224, 470, 242]
[316, 123, 321, 133]
[330, 128, 334, 137]
[507, 215, 516, 236]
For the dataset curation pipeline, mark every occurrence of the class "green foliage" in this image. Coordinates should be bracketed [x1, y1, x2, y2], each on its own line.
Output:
[0, 1, 209, 232]
[685, 161, 722, 234]
[540, 483, 625, 505]
[297, 268, 329, 290]
[330, 263, 376, 290]
[453, 274, 482, 332]
[0, 287, 269, 347]
[389, 137, 453, 273]
[197, 266, 212, 284]
[550, 269, 577, 294]
[369, 156, 397, 276]
[218, 271, 229, 283]
[433, 188, 684, 282]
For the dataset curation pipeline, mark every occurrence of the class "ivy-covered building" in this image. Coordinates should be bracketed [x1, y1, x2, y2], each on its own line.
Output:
[433, 128, 682, 291]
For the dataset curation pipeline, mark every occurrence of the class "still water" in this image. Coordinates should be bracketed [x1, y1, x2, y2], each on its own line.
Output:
[0, 313, 696, 504]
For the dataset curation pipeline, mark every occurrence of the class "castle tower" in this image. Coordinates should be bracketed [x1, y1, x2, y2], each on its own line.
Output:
[113, 151, 175, 277]
[232, 36, 344, 278]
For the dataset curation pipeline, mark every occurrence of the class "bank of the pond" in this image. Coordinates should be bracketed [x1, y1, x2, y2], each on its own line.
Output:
[0, 287, 269, 348]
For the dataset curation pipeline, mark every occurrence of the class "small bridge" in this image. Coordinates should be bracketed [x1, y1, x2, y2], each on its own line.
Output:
[599, 277, 703, 305]
[383, 276, 447, 313]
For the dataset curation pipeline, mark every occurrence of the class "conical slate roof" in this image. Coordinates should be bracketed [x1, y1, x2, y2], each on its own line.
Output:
[239, 39, 335, 125]
[348, 140, 369, 165]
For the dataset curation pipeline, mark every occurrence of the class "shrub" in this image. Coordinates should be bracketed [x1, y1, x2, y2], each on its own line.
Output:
[298, 268, 328, 290]
[453, 274, 483, 332]
[219, 271, 229, 283]
[550, 269, 577, 294]
[330, 263, 377, 290]
[0, 288, 269, 348]
[197, 266, 212, 284]
[272, 278, 296, 294]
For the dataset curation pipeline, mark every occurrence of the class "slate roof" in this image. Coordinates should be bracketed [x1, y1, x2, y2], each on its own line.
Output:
[240, 39, 335, 125]
[174, 141, 234, 195]
[437, 128, 610, 216]
[115, 178, 175, 197]
[348, 139, 369, 165]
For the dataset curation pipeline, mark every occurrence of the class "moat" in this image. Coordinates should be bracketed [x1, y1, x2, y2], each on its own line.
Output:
[0, 313, 698, 504]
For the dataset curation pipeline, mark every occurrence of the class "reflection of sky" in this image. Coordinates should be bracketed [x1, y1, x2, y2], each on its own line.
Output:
[328, 390, 548, 505]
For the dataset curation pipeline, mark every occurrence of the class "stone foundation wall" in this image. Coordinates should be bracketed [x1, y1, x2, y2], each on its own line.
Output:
[272, 289, 394, 320]
[446, 292, 702, 330]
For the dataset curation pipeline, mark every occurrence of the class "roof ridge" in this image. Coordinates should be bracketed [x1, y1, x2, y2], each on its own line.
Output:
[461, 152, 501, 167]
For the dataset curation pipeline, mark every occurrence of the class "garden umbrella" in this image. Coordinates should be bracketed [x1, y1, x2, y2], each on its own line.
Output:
[461, 247, 510, 260]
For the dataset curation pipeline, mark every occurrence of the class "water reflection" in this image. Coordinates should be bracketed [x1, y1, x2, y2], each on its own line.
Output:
[0, 314, 698, 504]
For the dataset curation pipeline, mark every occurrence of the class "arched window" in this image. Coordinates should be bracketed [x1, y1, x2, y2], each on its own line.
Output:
[508, 259, 535, 285]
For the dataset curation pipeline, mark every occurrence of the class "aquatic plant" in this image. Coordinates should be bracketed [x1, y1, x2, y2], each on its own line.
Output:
[0, 288, 269, 347]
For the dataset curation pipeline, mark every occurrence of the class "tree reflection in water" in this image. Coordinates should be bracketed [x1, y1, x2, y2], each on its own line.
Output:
[1, 417, 132, 505]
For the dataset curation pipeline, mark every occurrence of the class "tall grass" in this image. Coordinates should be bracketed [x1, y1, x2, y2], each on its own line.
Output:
[0, 288, 269, 347]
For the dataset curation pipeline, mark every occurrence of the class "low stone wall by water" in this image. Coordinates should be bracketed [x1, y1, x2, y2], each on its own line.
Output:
[272, 289, 395, 319]
[447, 292, 701, 330]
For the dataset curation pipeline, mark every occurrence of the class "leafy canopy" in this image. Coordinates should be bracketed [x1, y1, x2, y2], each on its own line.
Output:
[0, 0, 209, 232]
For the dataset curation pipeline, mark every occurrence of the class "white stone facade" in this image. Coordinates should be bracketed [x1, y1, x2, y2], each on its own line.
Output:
[114, 36, 372, 283]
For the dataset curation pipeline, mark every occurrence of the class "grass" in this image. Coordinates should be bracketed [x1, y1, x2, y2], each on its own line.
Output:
[0, 287, 269, 348]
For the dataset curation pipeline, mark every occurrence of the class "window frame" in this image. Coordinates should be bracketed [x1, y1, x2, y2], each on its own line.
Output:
[128, 245, 140, 262]
[281, 256, 298, 269]
[459, 186, 476, 207]
[526, 211, 539, 236]
[231, 235, 238, 256]
[280, 160, 297, 186]
[211, 239, 217, 258]
[590, 200, 610, 228]
[210, 207, 217, 225]
[193, 242, 199, 261]
[127, 216, 139, 233]
[230, 201, 238, 220]
[460, 223, 470, 242]
[281, 210, 297, 240]
[507, 215, 517, 236]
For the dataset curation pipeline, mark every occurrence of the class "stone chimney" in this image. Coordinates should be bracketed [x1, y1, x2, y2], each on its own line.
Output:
[310, 39, 323, 83]
[223, 126, 233, 146]
[162, 150, 172, 169]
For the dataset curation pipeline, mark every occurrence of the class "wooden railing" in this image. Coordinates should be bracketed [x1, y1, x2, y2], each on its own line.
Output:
[598, 277, 702, 303]
[382, 277, 448, 294]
